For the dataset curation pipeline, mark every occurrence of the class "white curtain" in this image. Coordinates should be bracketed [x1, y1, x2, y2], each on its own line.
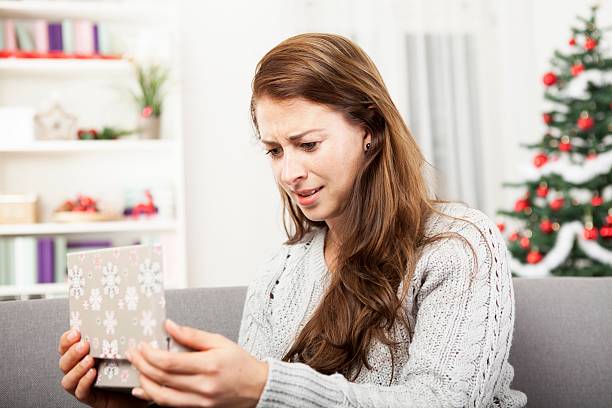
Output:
[298, 0, 495, 212]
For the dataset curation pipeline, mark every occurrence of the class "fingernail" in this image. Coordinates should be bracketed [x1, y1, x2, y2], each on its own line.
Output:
[81, 355, 91, 367]
[76, 341, 84, 352]
[68, 329, 77, 341]
[166, 319, 178, 331]
[132, 387, 144, 398]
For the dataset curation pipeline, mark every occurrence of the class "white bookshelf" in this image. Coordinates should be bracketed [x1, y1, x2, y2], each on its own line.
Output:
[0, 0, 187, 300]
[0, 282, 67, 300]
[0, 139, 177, 153]
[0, 58, 133, 75]
[0, 0, 167, 22]
[0, 219, 177, 236]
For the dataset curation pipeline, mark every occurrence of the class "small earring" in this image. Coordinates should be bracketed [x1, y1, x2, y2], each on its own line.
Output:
[365, 143, 371, 151]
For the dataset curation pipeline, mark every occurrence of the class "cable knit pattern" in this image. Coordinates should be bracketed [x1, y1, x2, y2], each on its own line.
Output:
[238, 202, 527, 407]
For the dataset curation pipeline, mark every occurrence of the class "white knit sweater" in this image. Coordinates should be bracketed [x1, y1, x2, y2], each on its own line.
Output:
[238, 202, 527, 407]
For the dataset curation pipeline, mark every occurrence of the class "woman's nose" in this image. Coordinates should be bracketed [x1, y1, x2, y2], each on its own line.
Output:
[280, 152, 307, 186]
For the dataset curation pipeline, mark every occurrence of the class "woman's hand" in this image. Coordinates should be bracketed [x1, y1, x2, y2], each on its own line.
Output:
[58, 328, 148, 408]
[126, 319, 269, 408]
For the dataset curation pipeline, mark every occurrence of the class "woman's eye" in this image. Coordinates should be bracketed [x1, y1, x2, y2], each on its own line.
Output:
[301, 142, 318, 151]
[266, 147, 282, 157]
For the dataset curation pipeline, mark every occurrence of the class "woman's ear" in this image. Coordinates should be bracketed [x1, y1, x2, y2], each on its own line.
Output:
[363, 130, 372, 150]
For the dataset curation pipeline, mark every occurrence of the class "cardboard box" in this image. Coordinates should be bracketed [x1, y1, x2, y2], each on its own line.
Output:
[0, 193, 38, 224]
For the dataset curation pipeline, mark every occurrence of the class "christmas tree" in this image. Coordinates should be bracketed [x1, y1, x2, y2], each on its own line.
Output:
[497, 6, 612, 277]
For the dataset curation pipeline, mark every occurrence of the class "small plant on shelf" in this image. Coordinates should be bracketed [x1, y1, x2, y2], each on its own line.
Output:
[129, 63, 170, 139]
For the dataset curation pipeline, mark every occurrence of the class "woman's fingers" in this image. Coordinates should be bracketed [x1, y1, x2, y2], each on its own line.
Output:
[58, 328, 80, 355]
[59, 340, 89, 374]
[126, 346, 206, 394]
[60, 354, 95, 394]
[138, 374, 206, 407]
[74, 366, 98, 403]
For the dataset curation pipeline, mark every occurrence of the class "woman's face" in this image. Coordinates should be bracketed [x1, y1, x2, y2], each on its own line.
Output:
[256, 96, 371, 228]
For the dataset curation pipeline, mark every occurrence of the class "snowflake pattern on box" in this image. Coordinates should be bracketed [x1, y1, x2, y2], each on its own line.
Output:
[67, 244, 169, 389]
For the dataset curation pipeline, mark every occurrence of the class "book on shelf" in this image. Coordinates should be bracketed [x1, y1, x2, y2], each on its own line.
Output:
[0, 16, 116, 59]
[0, 237, 113, 287]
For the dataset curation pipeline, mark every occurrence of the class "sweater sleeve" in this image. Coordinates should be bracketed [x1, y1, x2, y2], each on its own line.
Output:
[255, 214, 518, 408]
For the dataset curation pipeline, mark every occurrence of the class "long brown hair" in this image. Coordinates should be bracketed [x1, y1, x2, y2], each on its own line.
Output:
[250, 33, 479, 383]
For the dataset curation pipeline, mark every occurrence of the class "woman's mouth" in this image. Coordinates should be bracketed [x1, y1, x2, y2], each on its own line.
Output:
[296, 187, 323, 206]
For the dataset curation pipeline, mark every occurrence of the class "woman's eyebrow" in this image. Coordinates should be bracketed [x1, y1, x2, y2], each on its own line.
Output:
[261, 128, 324, 145]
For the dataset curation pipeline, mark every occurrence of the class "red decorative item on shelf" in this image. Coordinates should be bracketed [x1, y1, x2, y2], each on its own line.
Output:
[606, 214, 612, 225]
[569, 37, 576, 46]
[540, 219, 553, 234]
[536, 184, 549, 198]
[519, 237, 531, 249]
[550, 197, 565, 211]
[600, 226, 612, 238]
[514, 198, 530, 212]
[577, 116, 595, 131]
[571, 63, 585, 76]
[558, 140, 572, 151]
[533, 153, 548, 168]
[509, 232, 520, 241]
[583, 227, 598, 240]
[130, 190, 157, 218]
[584, 37, 597, 51]
[497, 223, 505, 232]
[591, 196, 603, 206]
[526, 250, 543, 264]
[61, 195, 99, 212]
[542, 72, 558, 86]
[542, 113, 552, 124]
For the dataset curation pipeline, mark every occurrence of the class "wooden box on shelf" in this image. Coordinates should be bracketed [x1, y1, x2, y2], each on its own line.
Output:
[0, 193, 38, 224]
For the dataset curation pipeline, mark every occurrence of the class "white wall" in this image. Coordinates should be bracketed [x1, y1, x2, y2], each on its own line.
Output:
[179, 1, 303, 287]
[179, 0, 612, 287]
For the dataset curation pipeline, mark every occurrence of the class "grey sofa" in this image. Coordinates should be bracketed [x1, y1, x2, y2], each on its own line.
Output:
[1, 278, 611, 408]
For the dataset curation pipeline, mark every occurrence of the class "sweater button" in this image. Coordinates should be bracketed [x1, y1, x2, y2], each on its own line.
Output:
[275, 280, 279, 284]
[270, 292, 274, 299]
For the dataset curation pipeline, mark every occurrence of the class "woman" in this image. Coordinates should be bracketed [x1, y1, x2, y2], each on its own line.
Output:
[58, 33, 527, 407]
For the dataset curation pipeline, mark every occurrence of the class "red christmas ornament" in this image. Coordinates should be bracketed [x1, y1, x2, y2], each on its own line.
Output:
[509, 232, 520, 241]
[533, 153, 549, 168]
[577, 116, 595, 131]
[542, 72, 558, 86]
[585, 37, 597, 51]
[559, 140, 572, 152]
[542, 113, 552, 124]
[571, 63, 585, 76]
[583, 227, 598, 240]
[587, 152, 598, 160]
[526, 250, 543, 264]
[519, 237, 531, 249]
[551, 197, 565, 211]
[606, 214, 612, 225]
[536, 185, 549, 198]
[569, 38, 576, 46]
[514, 199, 530, 212]
[540, 219, 553, 234]
[600, 226, 612, 238]
[592, 196, 603, 206]
[497, 223, 505, 233]
[141, 106, 153, 118]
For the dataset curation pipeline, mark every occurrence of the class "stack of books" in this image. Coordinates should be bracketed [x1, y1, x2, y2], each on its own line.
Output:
[0, 238, 112, 286]
[0, 18, 120, 59]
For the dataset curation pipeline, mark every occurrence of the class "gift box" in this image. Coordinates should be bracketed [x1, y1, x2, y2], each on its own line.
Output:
[0, 193, 38, 224]
[67, 244, 186, 390]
